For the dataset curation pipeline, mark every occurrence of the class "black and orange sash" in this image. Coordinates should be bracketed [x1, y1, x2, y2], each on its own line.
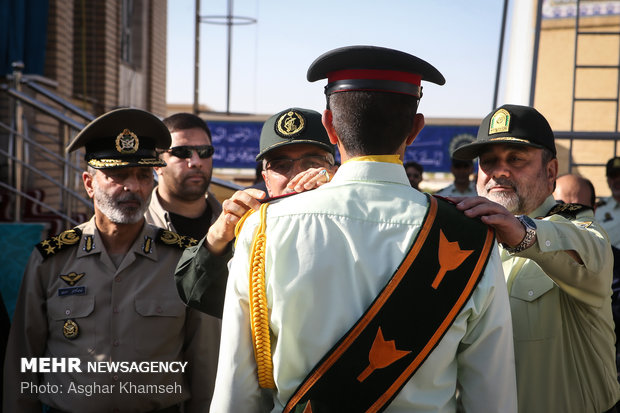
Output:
[284, 195, 495, 413]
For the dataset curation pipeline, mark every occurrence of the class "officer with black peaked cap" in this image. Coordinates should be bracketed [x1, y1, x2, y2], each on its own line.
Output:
[4, 107, 215, 412]
[209, 45, 518, 413]
[451, 103, 620, 412]
[67, 107, 171, 168]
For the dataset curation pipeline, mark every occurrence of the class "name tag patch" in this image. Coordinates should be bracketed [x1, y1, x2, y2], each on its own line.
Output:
[58, 286, 86, 296]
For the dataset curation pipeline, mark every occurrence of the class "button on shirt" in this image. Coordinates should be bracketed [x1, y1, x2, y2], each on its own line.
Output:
[4, 218, 216, 413]
[503, 196, 620, 413]
[210, 160, 517, 413]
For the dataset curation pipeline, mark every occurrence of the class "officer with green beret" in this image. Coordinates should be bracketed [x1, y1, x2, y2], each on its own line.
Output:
[174, 107, 337, 315]
[4, 108, 215, 412]
[453, 104, 620, 412]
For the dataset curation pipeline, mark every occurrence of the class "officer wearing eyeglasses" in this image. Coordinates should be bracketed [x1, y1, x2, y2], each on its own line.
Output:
[174, 107, 337, 317]
[145, 112, 222, 241]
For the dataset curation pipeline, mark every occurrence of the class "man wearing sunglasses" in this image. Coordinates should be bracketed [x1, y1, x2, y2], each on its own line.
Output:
[175, 107, 338, 318]
[145, 112, 222, 242]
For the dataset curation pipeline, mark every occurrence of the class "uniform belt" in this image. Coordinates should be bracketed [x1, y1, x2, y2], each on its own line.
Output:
[48, 405, 180, 413]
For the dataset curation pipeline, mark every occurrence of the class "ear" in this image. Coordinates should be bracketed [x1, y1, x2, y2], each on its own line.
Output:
[153, 166, 163, 177]
[322, 110, 339, 145]
[83, 171, 95, 199]
[405, 113, 425, 146]
[262, 170, 274, 197]
[547, 157, 558, 185]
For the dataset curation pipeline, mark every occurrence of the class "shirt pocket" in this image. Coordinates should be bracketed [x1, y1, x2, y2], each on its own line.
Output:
[509, 275, 561, 340]
[133, 297, 186, 356]
[47, 295, 96, 355]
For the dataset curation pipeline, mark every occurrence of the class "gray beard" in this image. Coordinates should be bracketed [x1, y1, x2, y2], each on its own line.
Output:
[92, 180, 151, 224]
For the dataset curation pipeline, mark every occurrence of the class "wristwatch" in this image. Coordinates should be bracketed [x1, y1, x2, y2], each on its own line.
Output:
[502, 215, 537, 254]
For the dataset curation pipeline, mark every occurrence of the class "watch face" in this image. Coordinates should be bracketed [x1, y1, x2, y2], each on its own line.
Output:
[520, 215, 537, 229]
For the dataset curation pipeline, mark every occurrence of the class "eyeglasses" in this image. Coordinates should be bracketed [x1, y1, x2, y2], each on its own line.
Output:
[265, 155, 332, 176]
[164, 145, 214, 159]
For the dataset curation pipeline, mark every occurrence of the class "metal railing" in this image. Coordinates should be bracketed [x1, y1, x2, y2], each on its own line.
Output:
[1, 62, 94, 231]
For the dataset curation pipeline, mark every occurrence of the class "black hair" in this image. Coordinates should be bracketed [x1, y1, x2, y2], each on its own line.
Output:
[327, 91, 418, 157]
[162, 113, 212, 140]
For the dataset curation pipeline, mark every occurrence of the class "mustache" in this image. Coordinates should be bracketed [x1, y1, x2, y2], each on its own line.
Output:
[485, 177, 517, 192]
[115, 192, 144, 205]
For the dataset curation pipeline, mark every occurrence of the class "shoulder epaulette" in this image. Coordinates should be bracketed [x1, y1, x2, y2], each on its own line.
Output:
[545, 203, 592, 219]
[35, 228, 82, 260]
[156, 229, 199, 249]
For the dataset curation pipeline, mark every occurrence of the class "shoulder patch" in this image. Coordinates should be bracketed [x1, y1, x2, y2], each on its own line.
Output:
[545, 203, 592, 219]
[156, 229, 198, 249]
[35, 228, 82, 260]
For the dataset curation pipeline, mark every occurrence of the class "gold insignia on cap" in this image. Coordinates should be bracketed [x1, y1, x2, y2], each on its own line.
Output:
[276, 111, 305, 137]
[115, 129, 139, 154]
[63, 319, 79, 340]
[88, 159, 130, 168]
[489, 109, 510, 134]
[60, 272, 85, 286]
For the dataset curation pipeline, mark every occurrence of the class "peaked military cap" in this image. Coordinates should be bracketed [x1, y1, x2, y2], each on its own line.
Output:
[66, 108, 171, 169]
[256, 107, 335, 161]
[307, 45, 445, 97]
[452, 104, 556, 160]
[607, 156, 620, 177]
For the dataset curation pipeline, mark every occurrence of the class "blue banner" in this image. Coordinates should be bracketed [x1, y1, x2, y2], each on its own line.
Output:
[210, 120, 478, 172]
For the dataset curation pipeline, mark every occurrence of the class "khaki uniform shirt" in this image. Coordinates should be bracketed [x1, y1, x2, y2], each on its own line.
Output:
[146, 186, 228, 319]
[595, 196, 620, 249]
[4, 219, 216, 413]
[144, 186, 222, 233]
[434, 182, 477, 197]
[504, 195, 620, 412]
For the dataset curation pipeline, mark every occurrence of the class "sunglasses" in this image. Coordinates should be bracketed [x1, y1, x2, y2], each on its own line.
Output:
[265, 155, 332, 176]
[164, 145, 214, 159]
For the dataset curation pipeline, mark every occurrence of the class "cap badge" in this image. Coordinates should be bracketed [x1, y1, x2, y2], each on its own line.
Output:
[115, 129, 139, 154]
[276, 111, 305, 138]
[489, 109, 510, 135]
[63, 319, 79, 340]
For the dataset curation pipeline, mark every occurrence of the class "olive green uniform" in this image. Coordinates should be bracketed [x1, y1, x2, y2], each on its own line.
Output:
[3, 218, 215, 413]
[505, 196, 620, 412]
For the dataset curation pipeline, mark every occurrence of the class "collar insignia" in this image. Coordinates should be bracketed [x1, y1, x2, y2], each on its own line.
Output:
[143, 236, 153, 254]
[83, 235, 94, 252]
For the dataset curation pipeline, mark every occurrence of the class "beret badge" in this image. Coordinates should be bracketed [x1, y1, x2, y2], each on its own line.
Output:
[276, 110, 306, 138]
[115, 129, 139, 154]
[489, 109, 510, 135]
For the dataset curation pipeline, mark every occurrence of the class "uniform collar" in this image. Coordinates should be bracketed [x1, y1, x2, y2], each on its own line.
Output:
[75, 217, 160, 262]
[530, 195, 558, 219]
[331, 158, 412, 188]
